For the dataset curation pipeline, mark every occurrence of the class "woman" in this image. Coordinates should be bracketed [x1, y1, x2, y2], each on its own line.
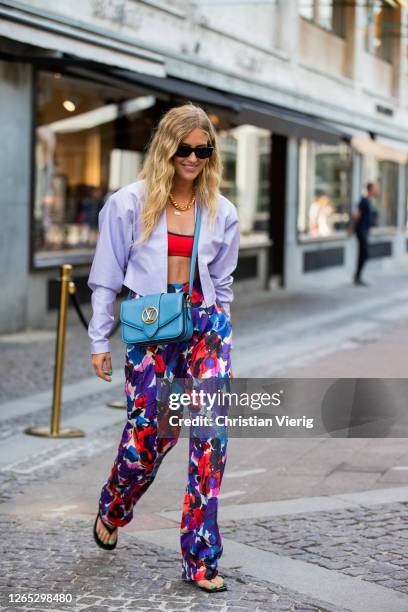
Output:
[87, 103, 240, 593]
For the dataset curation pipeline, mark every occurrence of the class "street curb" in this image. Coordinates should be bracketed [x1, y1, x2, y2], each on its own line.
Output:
[131, 528, 408, 612]
[0, 373, 123, 422]
[158, 484, 408, 522]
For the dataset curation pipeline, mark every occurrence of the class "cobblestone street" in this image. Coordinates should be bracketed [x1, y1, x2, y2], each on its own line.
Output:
[1, 515, 346, 612]
[222, 501, 408, 594]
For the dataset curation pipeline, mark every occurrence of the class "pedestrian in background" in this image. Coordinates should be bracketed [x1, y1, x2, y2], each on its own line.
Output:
[87, 103, 240, 593]
[350, 181, 379, 286]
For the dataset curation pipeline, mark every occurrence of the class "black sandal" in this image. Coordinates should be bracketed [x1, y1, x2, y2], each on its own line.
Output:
[93, 512, 118, 551]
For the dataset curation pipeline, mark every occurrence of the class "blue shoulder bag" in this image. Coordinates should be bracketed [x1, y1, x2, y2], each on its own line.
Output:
[120, 205, 201, 347]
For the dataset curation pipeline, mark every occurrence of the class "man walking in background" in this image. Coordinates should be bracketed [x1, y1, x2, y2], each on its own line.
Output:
[351, 182, 379, 287]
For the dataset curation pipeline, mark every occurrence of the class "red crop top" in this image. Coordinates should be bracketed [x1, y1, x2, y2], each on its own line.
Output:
[167, 231, 194, 257]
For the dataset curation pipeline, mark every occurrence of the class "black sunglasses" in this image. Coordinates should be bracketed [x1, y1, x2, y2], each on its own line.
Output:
[174, 144, 214, 159]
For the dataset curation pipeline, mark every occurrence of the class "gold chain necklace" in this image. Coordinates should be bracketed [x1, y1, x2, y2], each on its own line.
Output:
[169, 190, 195, 211]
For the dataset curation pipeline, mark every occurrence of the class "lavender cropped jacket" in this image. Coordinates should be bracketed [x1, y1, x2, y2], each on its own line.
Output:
[87, 179, 240, 354]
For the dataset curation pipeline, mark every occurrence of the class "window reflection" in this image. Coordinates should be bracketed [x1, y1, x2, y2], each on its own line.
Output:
[35, 72, 272, 265]
[362, 156, 398, 227]
[34, 71, 152, 265]
[256, 135, 271, 233]
[219, 126, 271, 240]
[219, 132, 238, 203]
[298, 140, 352, 240]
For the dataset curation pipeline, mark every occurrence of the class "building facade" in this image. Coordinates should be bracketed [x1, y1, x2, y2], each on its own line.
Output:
[1, 0, 408, 333]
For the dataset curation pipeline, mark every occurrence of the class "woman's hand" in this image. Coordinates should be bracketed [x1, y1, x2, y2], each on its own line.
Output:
[91, 352, 112, 382]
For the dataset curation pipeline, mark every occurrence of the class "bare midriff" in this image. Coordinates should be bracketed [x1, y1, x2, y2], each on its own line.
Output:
[166, 202, 198, 284]
[168, 255, 199, 284]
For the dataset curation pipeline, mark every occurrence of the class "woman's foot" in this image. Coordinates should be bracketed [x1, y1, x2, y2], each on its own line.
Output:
[195, 575, 225, 591]
[95, 515, 118, 546]
[210, 575, 225, 589]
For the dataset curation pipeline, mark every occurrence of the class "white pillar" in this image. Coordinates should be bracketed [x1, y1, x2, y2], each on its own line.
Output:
[235, 125, 261, 234]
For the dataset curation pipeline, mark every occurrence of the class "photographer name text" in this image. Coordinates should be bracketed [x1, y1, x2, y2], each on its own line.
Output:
[168, 414, 314, 429]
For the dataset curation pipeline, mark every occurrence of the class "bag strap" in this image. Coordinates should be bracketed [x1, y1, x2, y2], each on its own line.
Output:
[188, 204, 201, 297]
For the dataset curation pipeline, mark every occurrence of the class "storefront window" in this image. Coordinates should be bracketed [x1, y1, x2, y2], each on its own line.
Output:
[219, 125, 271, 237]
[378, 161, 399, 227]
[257, 135, 271, 214]
[219, 132, 238, 204]
[254, 134, 271, 233]
[298, 140, 352, 240]
[362, 156, 398, 227]
[34, 70, 153, 266]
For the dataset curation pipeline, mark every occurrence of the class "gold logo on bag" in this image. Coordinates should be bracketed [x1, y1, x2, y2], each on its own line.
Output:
[142, 306, 158, 324]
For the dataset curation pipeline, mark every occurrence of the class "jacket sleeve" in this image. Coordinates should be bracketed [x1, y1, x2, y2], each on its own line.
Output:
[87, 192, 133, 354]
[209, 203, 240, 319]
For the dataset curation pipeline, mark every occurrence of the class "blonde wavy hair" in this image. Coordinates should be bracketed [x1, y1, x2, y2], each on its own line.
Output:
[135, 102, 223, 245]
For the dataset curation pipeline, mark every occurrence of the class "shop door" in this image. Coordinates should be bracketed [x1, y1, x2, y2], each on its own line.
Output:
[268, 133, 287, 287]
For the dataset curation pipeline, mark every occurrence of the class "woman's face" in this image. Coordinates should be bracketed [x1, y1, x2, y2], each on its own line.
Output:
[172, 127, 211, 183]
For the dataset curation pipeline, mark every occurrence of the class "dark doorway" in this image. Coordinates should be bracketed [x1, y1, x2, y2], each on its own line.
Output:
[268, 133, 288, 287]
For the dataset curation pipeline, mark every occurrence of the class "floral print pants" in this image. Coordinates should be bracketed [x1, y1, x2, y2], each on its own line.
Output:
[98, 276, 233, 582]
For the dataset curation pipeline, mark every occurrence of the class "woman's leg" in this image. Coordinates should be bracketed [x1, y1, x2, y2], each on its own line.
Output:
[181, 426, 228, 582]
[97, 290, 183, 530]
[179, 280, 233, 582]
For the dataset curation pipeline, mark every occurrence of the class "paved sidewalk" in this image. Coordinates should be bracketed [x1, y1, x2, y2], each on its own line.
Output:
[2, 264, 408, 403]
[2, 267, 408, 610]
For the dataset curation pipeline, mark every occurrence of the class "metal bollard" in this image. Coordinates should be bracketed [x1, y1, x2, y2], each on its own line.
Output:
[25, 264, 85, 438]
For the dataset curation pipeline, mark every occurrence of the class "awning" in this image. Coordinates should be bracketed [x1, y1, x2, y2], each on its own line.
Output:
[2, 46, 358, 144]
[102, 71, 347, 143]
[108, 67, 242, 112]
[1, 48, 239, 111]
[377, 135, 408, 153]
[228, 94, 348, 145]
[326, 122, 408, 163]
[55, 57, 346, 142]
[351, 135, 408, 164]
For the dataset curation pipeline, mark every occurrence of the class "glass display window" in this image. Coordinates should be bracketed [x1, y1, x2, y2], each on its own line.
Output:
[33, 70, 153, 266]
[362, 155, 399, 228]
[219, 125, 271, 238]
[298, 140, 352, 240]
